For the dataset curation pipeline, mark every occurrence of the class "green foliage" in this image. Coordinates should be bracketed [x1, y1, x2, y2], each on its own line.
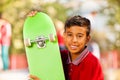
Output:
[41, 2, 68, 22]
[104, 0, 120, 50]
[107, 0, 120, 25]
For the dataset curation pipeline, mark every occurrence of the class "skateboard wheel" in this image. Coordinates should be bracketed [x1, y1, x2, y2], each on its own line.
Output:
[24, 38, 31, 47]
[49, 34, 55, 42]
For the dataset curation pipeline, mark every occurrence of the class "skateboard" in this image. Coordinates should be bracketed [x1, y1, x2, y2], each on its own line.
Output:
[23, 12, 65, 80]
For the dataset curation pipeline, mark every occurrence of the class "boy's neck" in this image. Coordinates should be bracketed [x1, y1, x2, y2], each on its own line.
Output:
[70, 53, 80, 61]
[69, 46, 87, 61]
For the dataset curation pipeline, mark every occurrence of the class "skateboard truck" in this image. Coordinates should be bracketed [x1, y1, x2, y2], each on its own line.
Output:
[24, 34, 55, 48]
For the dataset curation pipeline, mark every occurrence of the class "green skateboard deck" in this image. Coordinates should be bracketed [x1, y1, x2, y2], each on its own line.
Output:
[23, 12, 65, 80]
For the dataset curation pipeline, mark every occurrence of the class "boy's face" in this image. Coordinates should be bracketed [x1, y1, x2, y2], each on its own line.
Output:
[63, 26, 90, 54]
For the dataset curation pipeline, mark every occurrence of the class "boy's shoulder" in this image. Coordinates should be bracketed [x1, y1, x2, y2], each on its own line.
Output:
[85, 51, 101, 65]
[60, 49, 69, 61]
[60, 49, 68, 56]
[60, 49, 68, 54]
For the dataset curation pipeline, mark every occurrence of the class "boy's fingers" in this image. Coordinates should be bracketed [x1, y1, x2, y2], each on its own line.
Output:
[29, 75, 40, 80]
[27, 11, 37, 17]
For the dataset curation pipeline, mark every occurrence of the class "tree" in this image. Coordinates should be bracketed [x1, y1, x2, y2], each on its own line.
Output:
[105, 0, 120, 50]
[107, 0, 120, 24]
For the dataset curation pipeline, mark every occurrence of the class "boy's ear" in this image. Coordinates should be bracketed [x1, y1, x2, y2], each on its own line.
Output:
[86, 35, 91, 46]
[87, 35, 91, 42]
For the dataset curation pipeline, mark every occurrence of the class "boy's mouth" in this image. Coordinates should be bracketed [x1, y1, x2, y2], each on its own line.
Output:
[70, 45, 78, 50]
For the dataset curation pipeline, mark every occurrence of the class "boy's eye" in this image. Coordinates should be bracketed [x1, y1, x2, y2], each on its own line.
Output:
[78, 35, 82, 38]
[67, 33, 72, 37]
[77, 34, 83, 38]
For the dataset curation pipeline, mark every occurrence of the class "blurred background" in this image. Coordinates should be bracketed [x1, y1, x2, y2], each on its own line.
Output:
[0, 0, 120, 80]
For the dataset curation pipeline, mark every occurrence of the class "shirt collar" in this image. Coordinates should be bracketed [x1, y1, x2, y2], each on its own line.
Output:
[67, 46, 89, 65]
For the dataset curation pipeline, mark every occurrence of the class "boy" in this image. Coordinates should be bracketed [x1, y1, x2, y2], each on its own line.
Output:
[28, 12, 104, 80]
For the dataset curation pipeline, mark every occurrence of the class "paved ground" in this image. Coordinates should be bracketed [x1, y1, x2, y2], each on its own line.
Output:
[0, 69, 29, 80]
[0, 68, 120, 80]
[104, 68, 120, 80]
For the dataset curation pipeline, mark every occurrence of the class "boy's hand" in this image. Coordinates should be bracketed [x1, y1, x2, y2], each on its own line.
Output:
[29, 75, 40, 80]
[27, 11, 37, 17]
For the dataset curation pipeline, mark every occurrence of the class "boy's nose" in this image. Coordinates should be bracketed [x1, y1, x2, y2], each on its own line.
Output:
[72, 36, 77, 42]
